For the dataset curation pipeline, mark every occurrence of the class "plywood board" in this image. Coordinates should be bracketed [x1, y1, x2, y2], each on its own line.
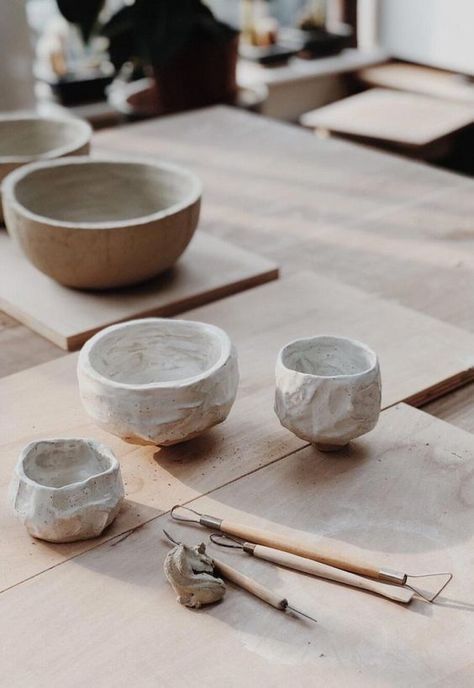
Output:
[2, 271, 474, 592]
[300, 88, 473, 146]
[0, 230, 278, 350]
[93, 106, 474, 336]
[359, 63, 474, 107]
[1, 404, 473, 687]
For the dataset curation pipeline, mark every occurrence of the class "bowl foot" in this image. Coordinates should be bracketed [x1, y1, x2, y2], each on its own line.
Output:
[314, 442, 349, 452]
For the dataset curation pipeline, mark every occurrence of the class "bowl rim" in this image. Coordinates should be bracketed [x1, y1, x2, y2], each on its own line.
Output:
[2, 155, 203, 230]
[15, 437, 120, 492]
[78, 317, 233, 390]
[277, 334, 379, 380]
[0, 113, 92, 164]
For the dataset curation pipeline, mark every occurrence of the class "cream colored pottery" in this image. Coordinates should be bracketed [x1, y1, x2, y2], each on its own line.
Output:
[275, 335, 381, 451]
[0, 114, 91, 222]
[10, 438, 124, 543]
[2, 156, 202, 289]
[77, 318, 239, 446]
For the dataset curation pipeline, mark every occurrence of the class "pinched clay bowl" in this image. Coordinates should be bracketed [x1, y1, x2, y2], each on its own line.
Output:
[10, 438, 124, 543]
[275, 335, 381, 451]
[0, 114, 91, 222]
[77, 318, 239, 446]
[2, 156, 202, 289]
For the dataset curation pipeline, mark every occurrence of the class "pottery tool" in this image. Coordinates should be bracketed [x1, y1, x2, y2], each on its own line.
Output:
[210, 534, 414, 603]
[163, 530, 317, 623]
[171, 506, 452, 602]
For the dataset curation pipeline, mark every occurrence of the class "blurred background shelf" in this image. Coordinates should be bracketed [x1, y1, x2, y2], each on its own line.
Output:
[238, 46, 387, 120]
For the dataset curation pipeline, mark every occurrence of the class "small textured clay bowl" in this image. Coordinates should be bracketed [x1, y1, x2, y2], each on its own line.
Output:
[0, 114, 91, 222]
[275, 335, 381, 451]
[77, 318, 239, 446]
[2, 156, 202, 289]
[10, 438, 124, 543]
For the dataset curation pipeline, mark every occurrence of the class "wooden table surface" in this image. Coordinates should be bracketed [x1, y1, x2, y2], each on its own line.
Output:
[2, 403, 474, 687]
[4, 270, 474, 593]
[3, 105, 474, 426]
[2, 106, 474, 685]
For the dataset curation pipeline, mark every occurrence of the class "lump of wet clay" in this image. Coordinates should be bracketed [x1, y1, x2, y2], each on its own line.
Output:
[164, 542, 226, 608]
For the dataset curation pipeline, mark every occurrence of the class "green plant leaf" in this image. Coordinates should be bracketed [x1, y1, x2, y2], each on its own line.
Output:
[56, 0, 105, 42]
[58, 0, 237, 67]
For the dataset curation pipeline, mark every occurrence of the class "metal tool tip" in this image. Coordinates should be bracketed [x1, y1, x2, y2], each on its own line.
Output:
[286, 604, 318, 623]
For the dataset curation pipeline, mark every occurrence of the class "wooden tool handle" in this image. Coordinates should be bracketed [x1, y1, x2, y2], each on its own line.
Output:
[253, 546, 413, 603]
[221, 520, 380, 580]
[213, 556, 286, 611]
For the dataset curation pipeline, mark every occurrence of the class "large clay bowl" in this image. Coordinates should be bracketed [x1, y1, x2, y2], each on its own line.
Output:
[2, 156, 202, 289]
[0, 114, 91, 222]
[78, 318, 239, 446]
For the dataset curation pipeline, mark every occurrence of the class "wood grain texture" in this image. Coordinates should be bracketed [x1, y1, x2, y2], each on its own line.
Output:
[94, 106, 474, 335]
[300, 88, 474, 146]
[1, 404, 473, 688]
[424, 380, 474, 435]
[0, 317, 62, 377]
[0, 230, 278, 350]
[2, 271, 474, 592]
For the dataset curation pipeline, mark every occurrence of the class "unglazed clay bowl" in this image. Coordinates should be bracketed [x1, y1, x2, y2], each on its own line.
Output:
[10, 438, 124, 543]
[275, 335, 381, 451]
[77, 318, 239, 446]
[0, 114, 91, 222]
[2, 156, 202, 289]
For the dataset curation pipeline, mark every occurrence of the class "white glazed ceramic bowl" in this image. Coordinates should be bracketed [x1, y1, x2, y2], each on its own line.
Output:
[77, 318, 239, 446]
[2, 156, 202, 289]
[0, 114, 91, 222]
[275, 335, 381, 450]
[10, 438, 124, 542]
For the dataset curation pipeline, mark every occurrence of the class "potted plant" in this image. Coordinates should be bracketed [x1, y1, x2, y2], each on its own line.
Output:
[56, 0, 239, 114]
[296, 0, 353, 58]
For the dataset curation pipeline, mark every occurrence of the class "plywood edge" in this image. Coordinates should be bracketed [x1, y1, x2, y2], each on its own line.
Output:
[0, 294, 68, 349]
[400, 368, 474, 409]
[300, 89, 474, 147]
[66, 264, 279, 350]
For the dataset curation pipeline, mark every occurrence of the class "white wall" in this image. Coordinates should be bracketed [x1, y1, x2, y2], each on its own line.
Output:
[377, 0, 474, 76]
[0, 0, 36, 111]
[208, 0, 309, 28]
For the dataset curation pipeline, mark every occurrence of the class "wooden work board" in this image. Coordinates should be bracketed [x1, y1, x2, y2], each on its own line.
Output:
[0, 230, 278, 350]
[1, 404, 473, 687]
[300, 88, 474, 149]
[2, 271, 474, 592]
[358, 62, 474, 107]
[94, 106, 474, 337]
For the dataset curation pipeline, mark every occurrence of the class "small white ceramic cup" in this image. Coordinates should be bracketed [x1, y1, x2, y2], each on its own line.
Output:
[77, 318, 239, 446]
[275, 335, 381, 451]
[10, 438, 124, 542]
